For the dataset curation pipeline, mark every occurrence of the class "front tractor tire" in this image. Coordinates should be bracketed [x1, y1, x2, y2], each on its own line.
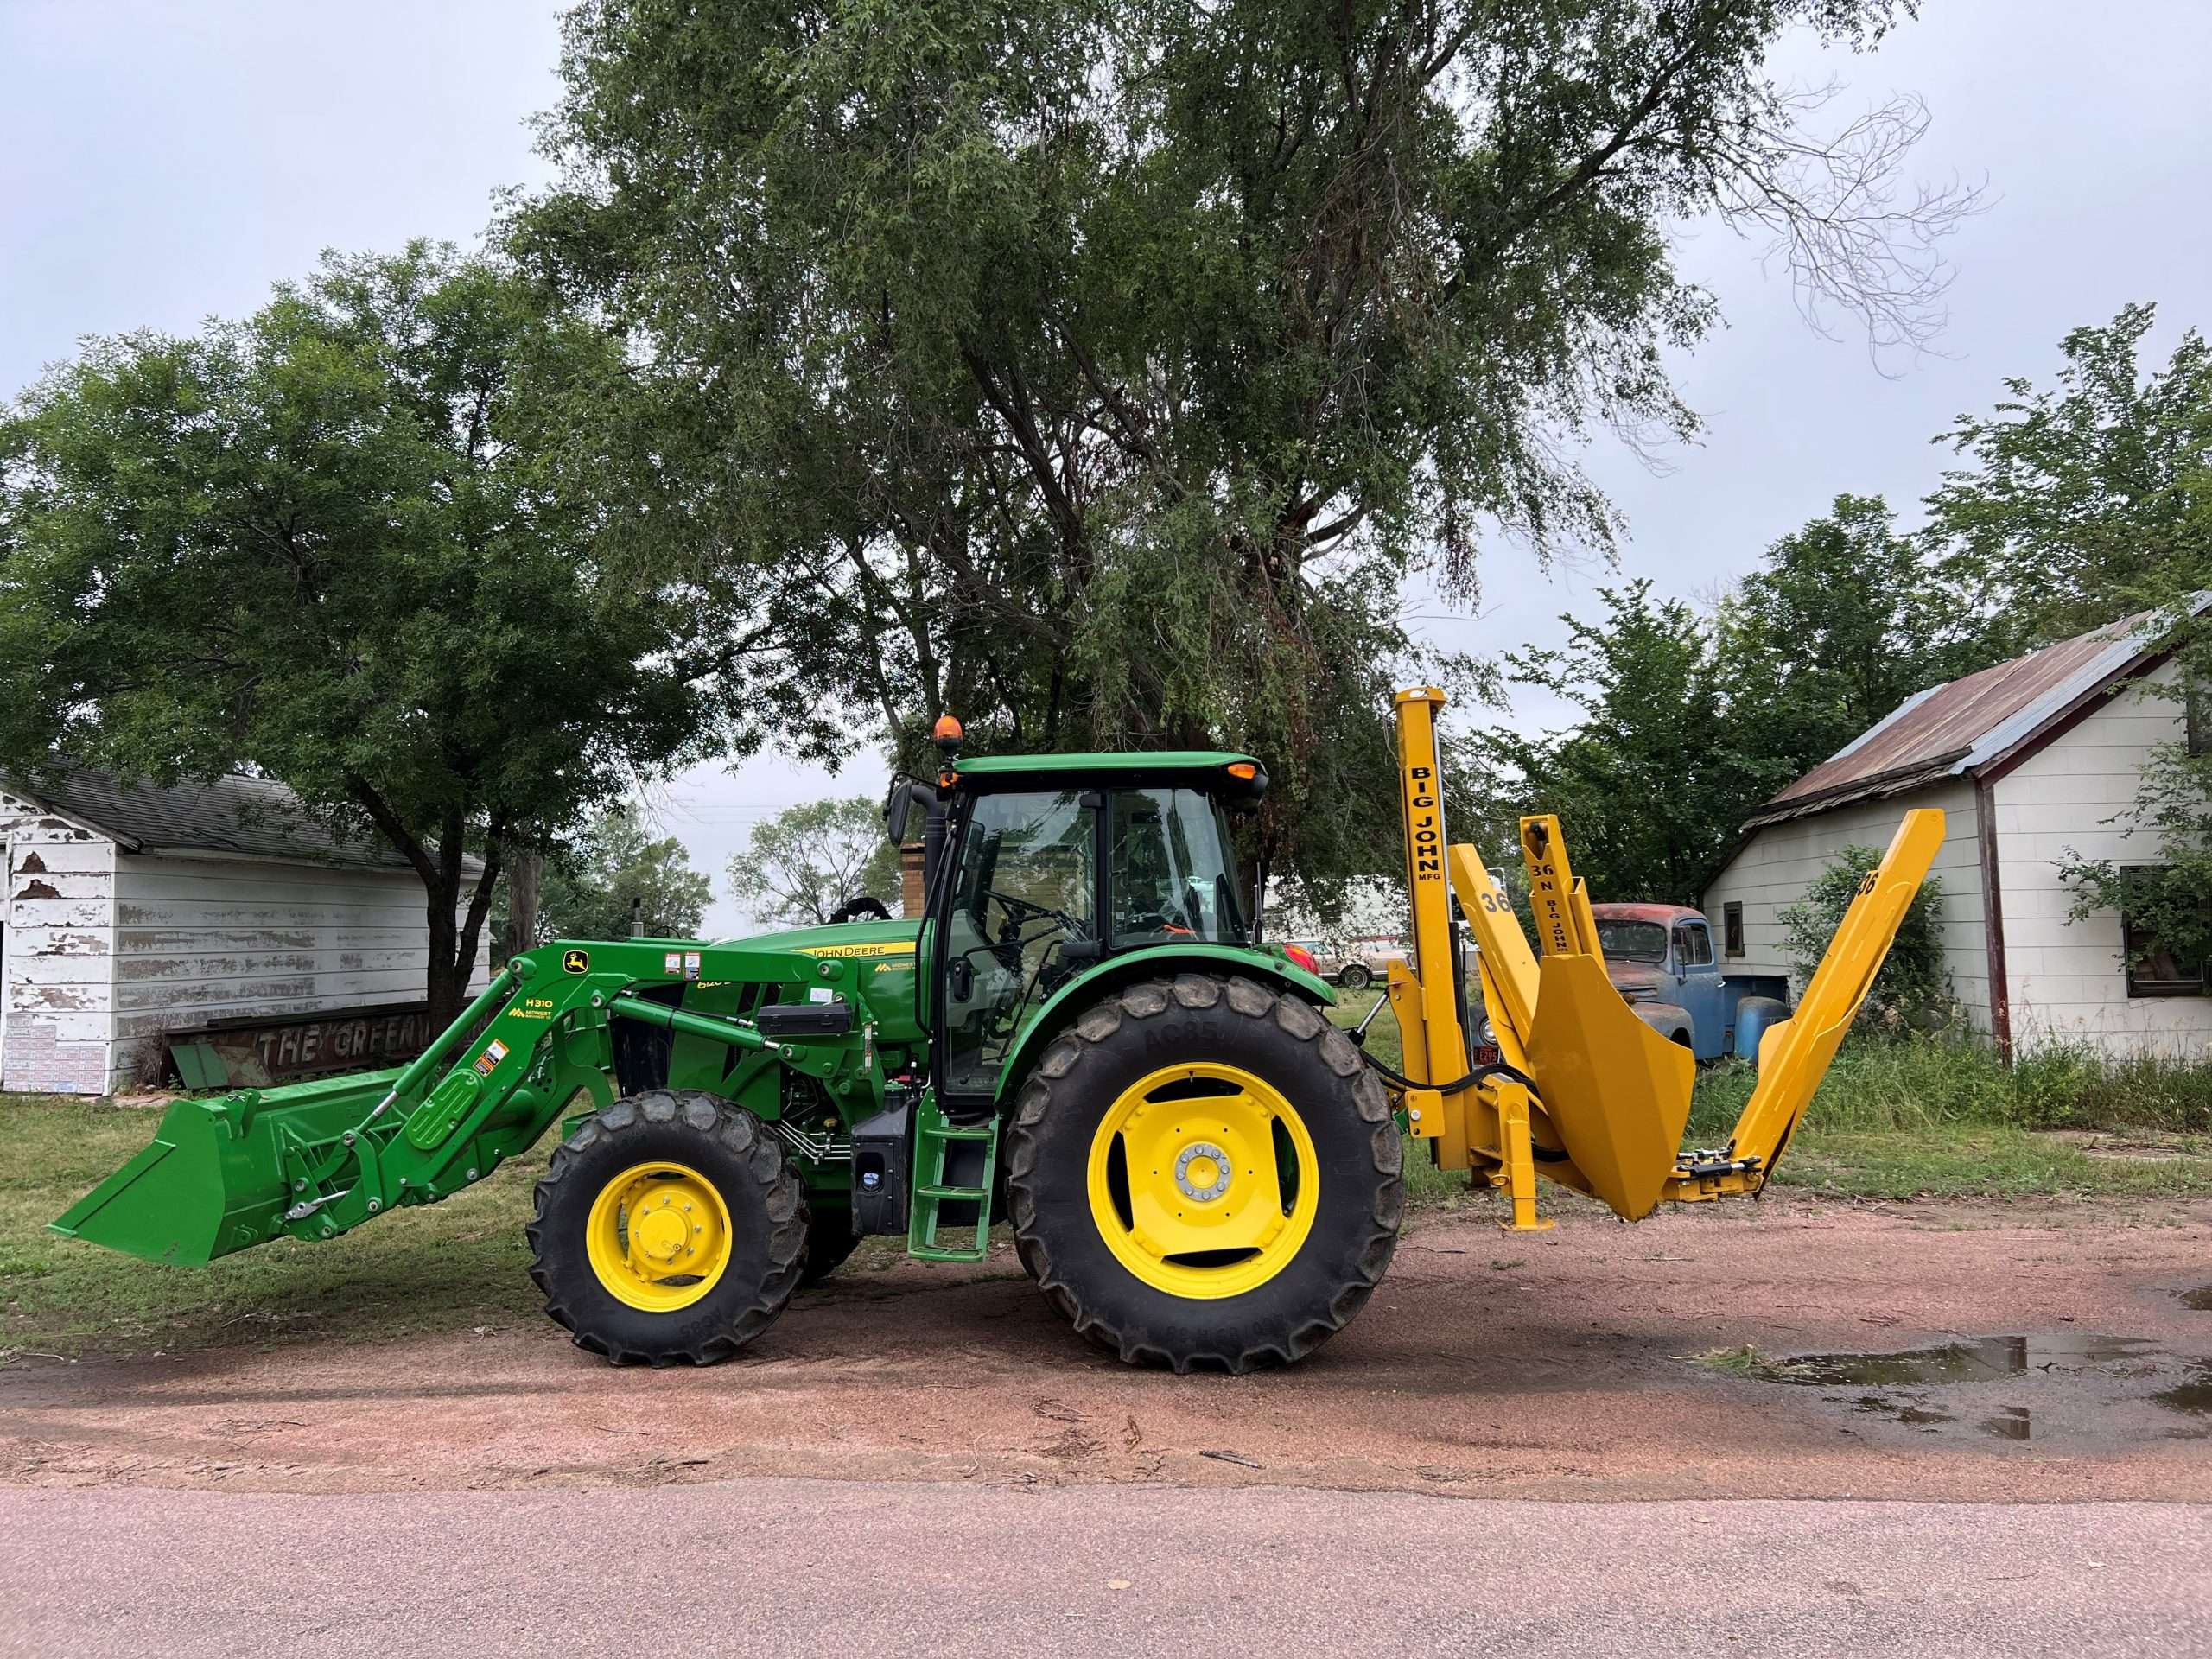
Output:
[528, 1090, 807, 1365]
[1007, 975, 1402, 1374]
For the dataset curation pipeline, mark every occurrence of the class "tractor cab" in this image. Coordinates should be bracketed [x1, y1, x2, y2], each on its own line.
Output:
[885, 733, 1269, 1109]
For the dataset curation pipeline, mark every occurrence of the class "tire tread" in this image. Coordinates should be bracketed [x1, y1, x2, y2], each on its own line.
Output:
[1007, 976, 1402, 1375]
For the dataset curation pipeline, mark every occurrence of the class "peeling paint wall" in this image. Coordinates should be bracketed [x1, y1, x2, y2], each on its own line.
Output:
[2, 791, 118, 1095]
[108, 852, 488, 1086]
[3, 782, 493, 1095]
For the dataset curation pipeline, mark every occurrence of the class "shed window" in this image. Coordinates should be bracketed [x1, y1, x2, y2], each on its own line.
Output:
[1722, 902, 1745, 958]
[2120, 866, 2209, 997]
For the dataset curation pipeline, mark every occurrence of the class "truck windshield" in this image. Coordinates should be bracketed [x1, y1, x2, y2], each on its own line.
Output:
[1109, 788, 1248, 946]
[1595, 918, 1669, 963]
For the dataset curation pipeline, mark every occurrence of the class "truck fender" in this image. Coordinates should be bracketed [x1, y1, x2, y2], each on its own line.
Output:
[1731, 995, 1790, 1067]
[1632, 1001, 1694, 1049]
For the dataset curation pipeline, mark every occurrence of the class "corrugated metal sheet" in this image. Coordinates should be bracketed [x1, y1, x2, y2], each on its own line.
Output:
[1745, 602, 2209, 829]
[1, 765, 480, 874]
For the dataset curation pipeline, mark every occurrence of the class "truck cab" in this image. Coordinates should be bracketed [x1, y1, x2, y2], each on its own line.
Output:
[1588, 902, 1790, 1064]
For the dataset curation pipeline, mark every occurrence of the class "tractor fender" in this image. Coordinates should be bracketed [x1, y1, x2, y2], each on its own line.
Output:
[994, 944, 1335, 1105]
[1731, 995, 1790, 1066]
[1631, 1000, 1694, 1049]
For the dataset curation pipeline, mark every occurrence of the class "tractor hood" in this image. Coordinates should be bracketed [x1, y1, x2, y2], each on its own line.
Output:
[715, 918, 922, 961]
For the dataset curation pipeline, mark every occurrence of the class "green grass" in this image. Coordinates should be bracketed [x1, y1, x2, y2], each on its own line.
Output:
[1688, 1039, 2212, 1198]
[1, 1094, 549, 1359]
[1685, 1036, 2212, 1141]
[1681, 1342, 1771, 1375]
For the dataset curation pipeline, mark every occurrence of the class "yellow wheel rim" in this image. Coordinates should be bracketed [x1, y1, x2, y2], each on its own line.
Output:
[584, 1160, 734, 1313]
[1086, 1062, 1320, 1300]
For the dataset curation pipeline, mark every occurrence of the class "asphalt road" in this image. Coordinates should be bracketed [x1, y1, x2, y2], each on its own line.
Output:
[3, 1479, 2206, 1658]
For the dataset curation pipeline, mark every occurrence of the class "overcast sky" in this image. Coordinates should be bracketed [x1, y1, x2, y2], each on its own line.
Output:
[6, 1, 2209, 934]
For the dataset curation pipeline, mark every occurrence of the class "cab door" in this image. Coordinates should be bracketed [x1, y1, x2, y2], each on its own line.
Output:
[930, 789, 1100, 1114]
[1670, 918, 1726, 1059]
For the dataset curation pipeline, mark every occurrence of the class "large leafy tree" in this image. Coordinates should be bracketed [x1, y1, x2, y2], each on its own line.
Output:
[0, 245, 745, 1020]
[1714, 492, 1990, 785]
[1475, 580, 1763, 903]
[1471, 500, 1986, 902]
[1927, 303, 2212, 652]
[516, 0, 1966, 892]
[1479, 308, 2212, 911]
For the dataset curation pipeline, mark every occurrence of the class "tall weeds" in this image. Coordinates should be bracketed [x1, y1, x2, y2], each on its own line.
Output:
[1688, 1036, 2212, 1141]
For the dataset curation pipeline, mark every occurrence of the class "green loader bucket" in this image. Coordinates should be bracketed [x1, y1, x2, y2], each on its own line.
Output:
[50, 1067, 405, 1265]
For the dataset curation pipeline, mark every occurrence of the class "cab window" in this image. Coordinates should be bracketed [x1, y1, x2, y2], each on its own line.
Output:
[1108, 788, 1247, 947]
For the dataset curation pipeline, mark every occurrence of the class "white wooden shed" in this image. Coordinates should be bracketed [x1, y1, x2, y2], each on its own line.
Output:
[1704, 604, 2212, 1060]
[1, 767, 484, 1095]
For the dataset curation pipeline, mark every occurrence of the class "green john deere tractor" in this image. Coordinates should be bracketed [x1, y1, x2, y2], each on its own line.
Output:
[55, 722, 1400, 1373]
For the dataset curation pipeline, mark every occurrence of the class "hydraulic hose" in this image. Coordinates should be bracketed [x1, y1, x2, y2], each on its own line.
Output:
[1359, 1053, 1571, 1162]
[1362, 1052, 1535, 1099]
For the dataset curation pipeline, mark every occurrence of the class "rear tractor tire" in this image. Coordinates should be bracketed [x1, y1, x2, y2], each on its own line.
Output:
[1007, 974, 1402, 1374]
[528, 1089, 807, 1365]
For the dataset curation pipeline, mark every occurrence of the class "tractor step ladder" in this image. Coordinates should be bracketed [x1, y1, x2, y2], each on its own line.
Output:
[908, 1098, 999, 1262]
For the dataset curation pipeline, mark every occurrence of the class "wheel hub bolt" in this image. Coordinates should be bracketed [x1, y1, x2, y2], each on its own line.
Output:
[1174, 1141, 1233, 1203]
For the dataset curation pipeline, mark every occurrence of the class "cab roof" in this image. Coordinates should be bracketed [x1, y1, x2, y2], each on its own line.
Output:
[951, 751, 1259, 779]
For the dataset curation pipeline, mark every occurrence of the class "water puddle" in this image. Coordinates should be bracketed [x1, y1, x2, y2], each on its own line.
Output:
[1845, 1395, 1955, 1429]
[1980, 1406, 2032, 1441]
[1842, 1391, 2032, 1440]
[1722, 1334, 2212, 1446]
[2154, 1363, 2212, 1417]
[1768, 1334, 2153, 1389]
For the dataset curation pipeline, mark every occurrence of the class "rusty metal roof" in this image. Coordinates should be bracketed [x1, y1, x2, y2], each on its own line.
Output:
[1745, 601, 2209, 829]
[2, 764, 481, 874]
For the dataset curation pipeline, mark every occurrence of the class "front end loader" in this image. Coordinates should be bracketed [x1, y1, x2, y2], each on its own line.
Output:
[54, 694, 1939, 1372]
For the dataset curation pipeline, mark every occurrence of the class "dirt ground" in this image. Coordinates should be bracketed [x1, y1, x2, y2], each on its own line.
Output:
[4, 1194, 2209, 1503]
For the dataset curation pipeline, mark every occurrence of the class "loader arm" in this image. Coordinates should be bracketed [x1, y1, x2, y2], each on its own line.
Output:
[54, 940, 887, 1266]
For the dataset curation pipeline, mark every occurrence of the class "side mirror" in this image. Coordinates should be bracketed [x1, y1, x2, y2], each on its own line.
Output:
[882, 778, 914, 848]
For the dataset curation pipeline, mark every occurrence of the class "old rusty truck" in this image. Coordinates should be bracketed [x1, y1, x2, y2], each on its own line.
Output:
[1587, 903, 1792, 1064]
